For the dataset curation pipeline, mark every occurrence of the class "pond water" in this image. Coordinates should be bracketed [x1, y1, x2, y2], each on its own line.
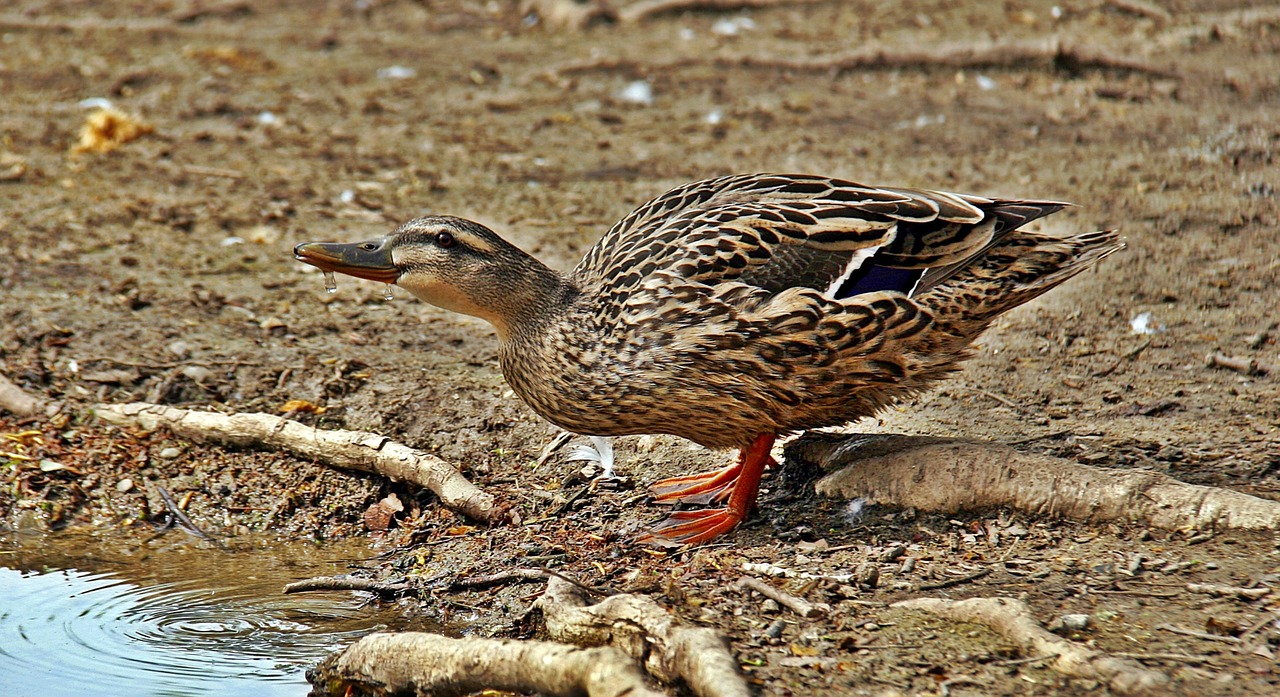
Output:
[0, 531, 433, 696]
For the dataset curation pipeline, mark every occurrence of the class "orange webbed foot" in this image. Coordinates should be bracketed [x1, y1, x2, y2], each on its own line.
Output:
[637, 508, 747, 546]
[638, 433, 778, 547]
[648, 462, 743, 505]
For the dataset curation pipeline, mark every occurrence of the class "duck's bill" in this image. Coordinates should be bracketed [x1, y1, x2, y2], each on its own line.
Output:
[293, 240, 400, 283]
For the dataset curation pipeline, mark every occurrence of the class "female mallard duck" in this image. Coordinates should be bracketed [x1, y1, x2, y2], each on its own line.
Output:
[295, 173, 1120, 546]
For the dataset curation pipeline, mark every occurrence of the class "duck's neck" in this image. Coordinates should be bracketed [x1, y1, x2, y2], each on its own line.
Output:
[469, 256, 579, 343]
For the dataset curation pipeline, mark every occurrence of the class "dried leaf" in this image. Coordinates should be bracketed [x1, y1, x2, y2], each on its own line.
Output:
[279, 399, 327, 414]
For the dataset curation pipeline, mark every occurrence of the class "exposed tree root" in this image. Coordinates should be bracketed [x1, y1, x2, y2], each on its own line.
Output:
[893, 596, 1170, 695]
[0, 373, 48, 417]
[787, 433, 1280, 532]
[309, 632, 666, 697]
[93, 402, 500, 524]
[537, 576, 749, 697]
[554, 38, 1177, 78]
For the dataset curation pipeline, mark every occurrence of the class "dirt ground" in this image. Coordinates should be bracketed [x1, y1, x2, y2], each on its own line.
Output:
[2, 0, 1279, 695]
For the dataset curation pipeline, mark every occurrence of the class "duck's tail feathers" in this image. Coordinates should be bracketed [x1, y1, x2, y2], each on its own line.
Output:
[915, 229, 1123, 338]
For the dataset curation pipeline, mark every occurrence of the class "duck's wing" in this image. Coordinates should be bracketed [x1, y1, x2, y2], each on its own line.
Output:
[573, 173, 1066, 299]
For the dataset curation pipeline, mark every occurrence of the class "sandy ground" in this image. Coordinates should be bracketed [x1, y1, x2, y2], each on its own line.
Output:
[2, 0, 1279, 694]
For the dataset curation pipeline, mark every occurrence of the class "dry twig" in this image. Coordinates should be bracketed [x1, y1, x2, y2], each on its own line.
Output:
[93, 402, 499, 523]
[1103, 0, 1172, 23]
[1156, 623, 1242, 644]
[1185, 583, 1272, 601]
[736, 575, 829, 618]
[555, 38, 1177, 79]
[284, 575, 414, 596]
[617, 0, 822, 24]
[310, 632, 665, 697]
[916, 567, 991, 591]
[1205, 352, 1272, 376]
[451, 568, 551, 590]
[790, 433, 1280, 533]
[894, 596, 1169, 695]
[538, 575, 748, 697]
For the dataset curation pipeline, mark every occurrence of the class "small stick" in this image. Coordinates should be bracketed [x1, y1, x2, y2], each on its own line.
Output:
[1112, 652, 1213, 664]
[284, 575, 414, 596]
[617, 0, 821, 24]
[1185, 583, 1272, 601]
[1104, 0, 1172, 22]
[736, 576, 829, 618]
[181, 164, 246, 179]
[917, 567, 991, 591]
[1206, 352, 1271, 376]
[555, 39, 1179, 80]
[154, 485, 226, 549]
[953, 385, 1029, 413]
[1155, 624, 1242, 644]
[451, 568, 550, 590]
[1093, 339, 1152, 377]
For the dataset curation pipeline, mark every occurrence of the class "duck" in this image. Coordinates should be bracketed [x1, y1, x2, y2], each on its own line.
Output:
[295, 173, 1121, 546]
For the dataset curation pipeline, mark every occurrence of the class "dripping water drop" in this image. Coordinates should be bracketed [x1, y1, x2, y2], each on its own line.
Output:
[383, 284, 394, 300]
[323, 271, 337, 294]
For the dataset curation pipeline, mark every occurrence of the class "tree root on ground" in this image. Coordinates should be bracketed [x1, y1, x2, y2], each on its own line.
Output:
[538, 576, 750, 697]
[308, 575, 744, 697]
[788, 433, 1280, 532]
[893, 596, 1169, 695]
[310, 632, 666, 697]
[93, 402, 500, 524]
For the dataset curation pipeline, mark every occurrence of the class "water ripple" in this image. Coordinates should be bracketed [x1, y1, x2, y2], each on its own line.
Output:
[0, 538, 431, 697]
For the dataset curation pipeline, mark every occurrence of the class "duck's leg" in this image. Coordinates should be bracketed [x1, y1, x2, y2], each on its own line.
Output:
[640, 433, 776, 546]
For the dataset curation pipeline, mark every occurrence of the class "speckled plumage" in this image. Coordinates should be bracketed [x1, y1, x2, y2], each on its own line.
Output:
[296, 173, 1121, 544]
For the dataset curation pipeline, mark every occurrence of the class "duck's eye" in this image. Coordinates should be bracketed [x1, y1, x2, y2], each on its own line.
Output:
[434, 231, 456, 248]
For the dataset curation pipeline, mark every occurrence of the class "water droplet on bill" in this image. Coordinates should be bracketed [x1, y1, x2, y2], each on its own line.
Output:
[383, 285, 394, 300]
[323, 271, 337, 294]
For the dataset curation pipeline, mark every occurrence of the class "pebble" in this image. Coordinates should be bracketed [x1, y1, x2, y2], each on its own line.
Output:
[181, 366, 213, 383]
[764, 619, 787, 639]
[116, 478, 134, 493]
[760, 599, 781, 614]
[856, 562, 880, 589]
[159, 447, 182, 459]
[1060, 614, 1091, 631]
[167, 340, 192, 358]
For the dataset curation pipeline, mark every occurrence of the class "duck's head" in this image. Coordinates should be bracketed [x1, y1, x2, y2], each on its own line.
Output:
[294, 216, 567, 339]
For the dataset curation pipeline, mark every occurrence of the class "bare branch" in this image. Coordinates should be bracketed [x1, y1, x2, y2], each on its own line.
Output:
[93, 402, 500, 523]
